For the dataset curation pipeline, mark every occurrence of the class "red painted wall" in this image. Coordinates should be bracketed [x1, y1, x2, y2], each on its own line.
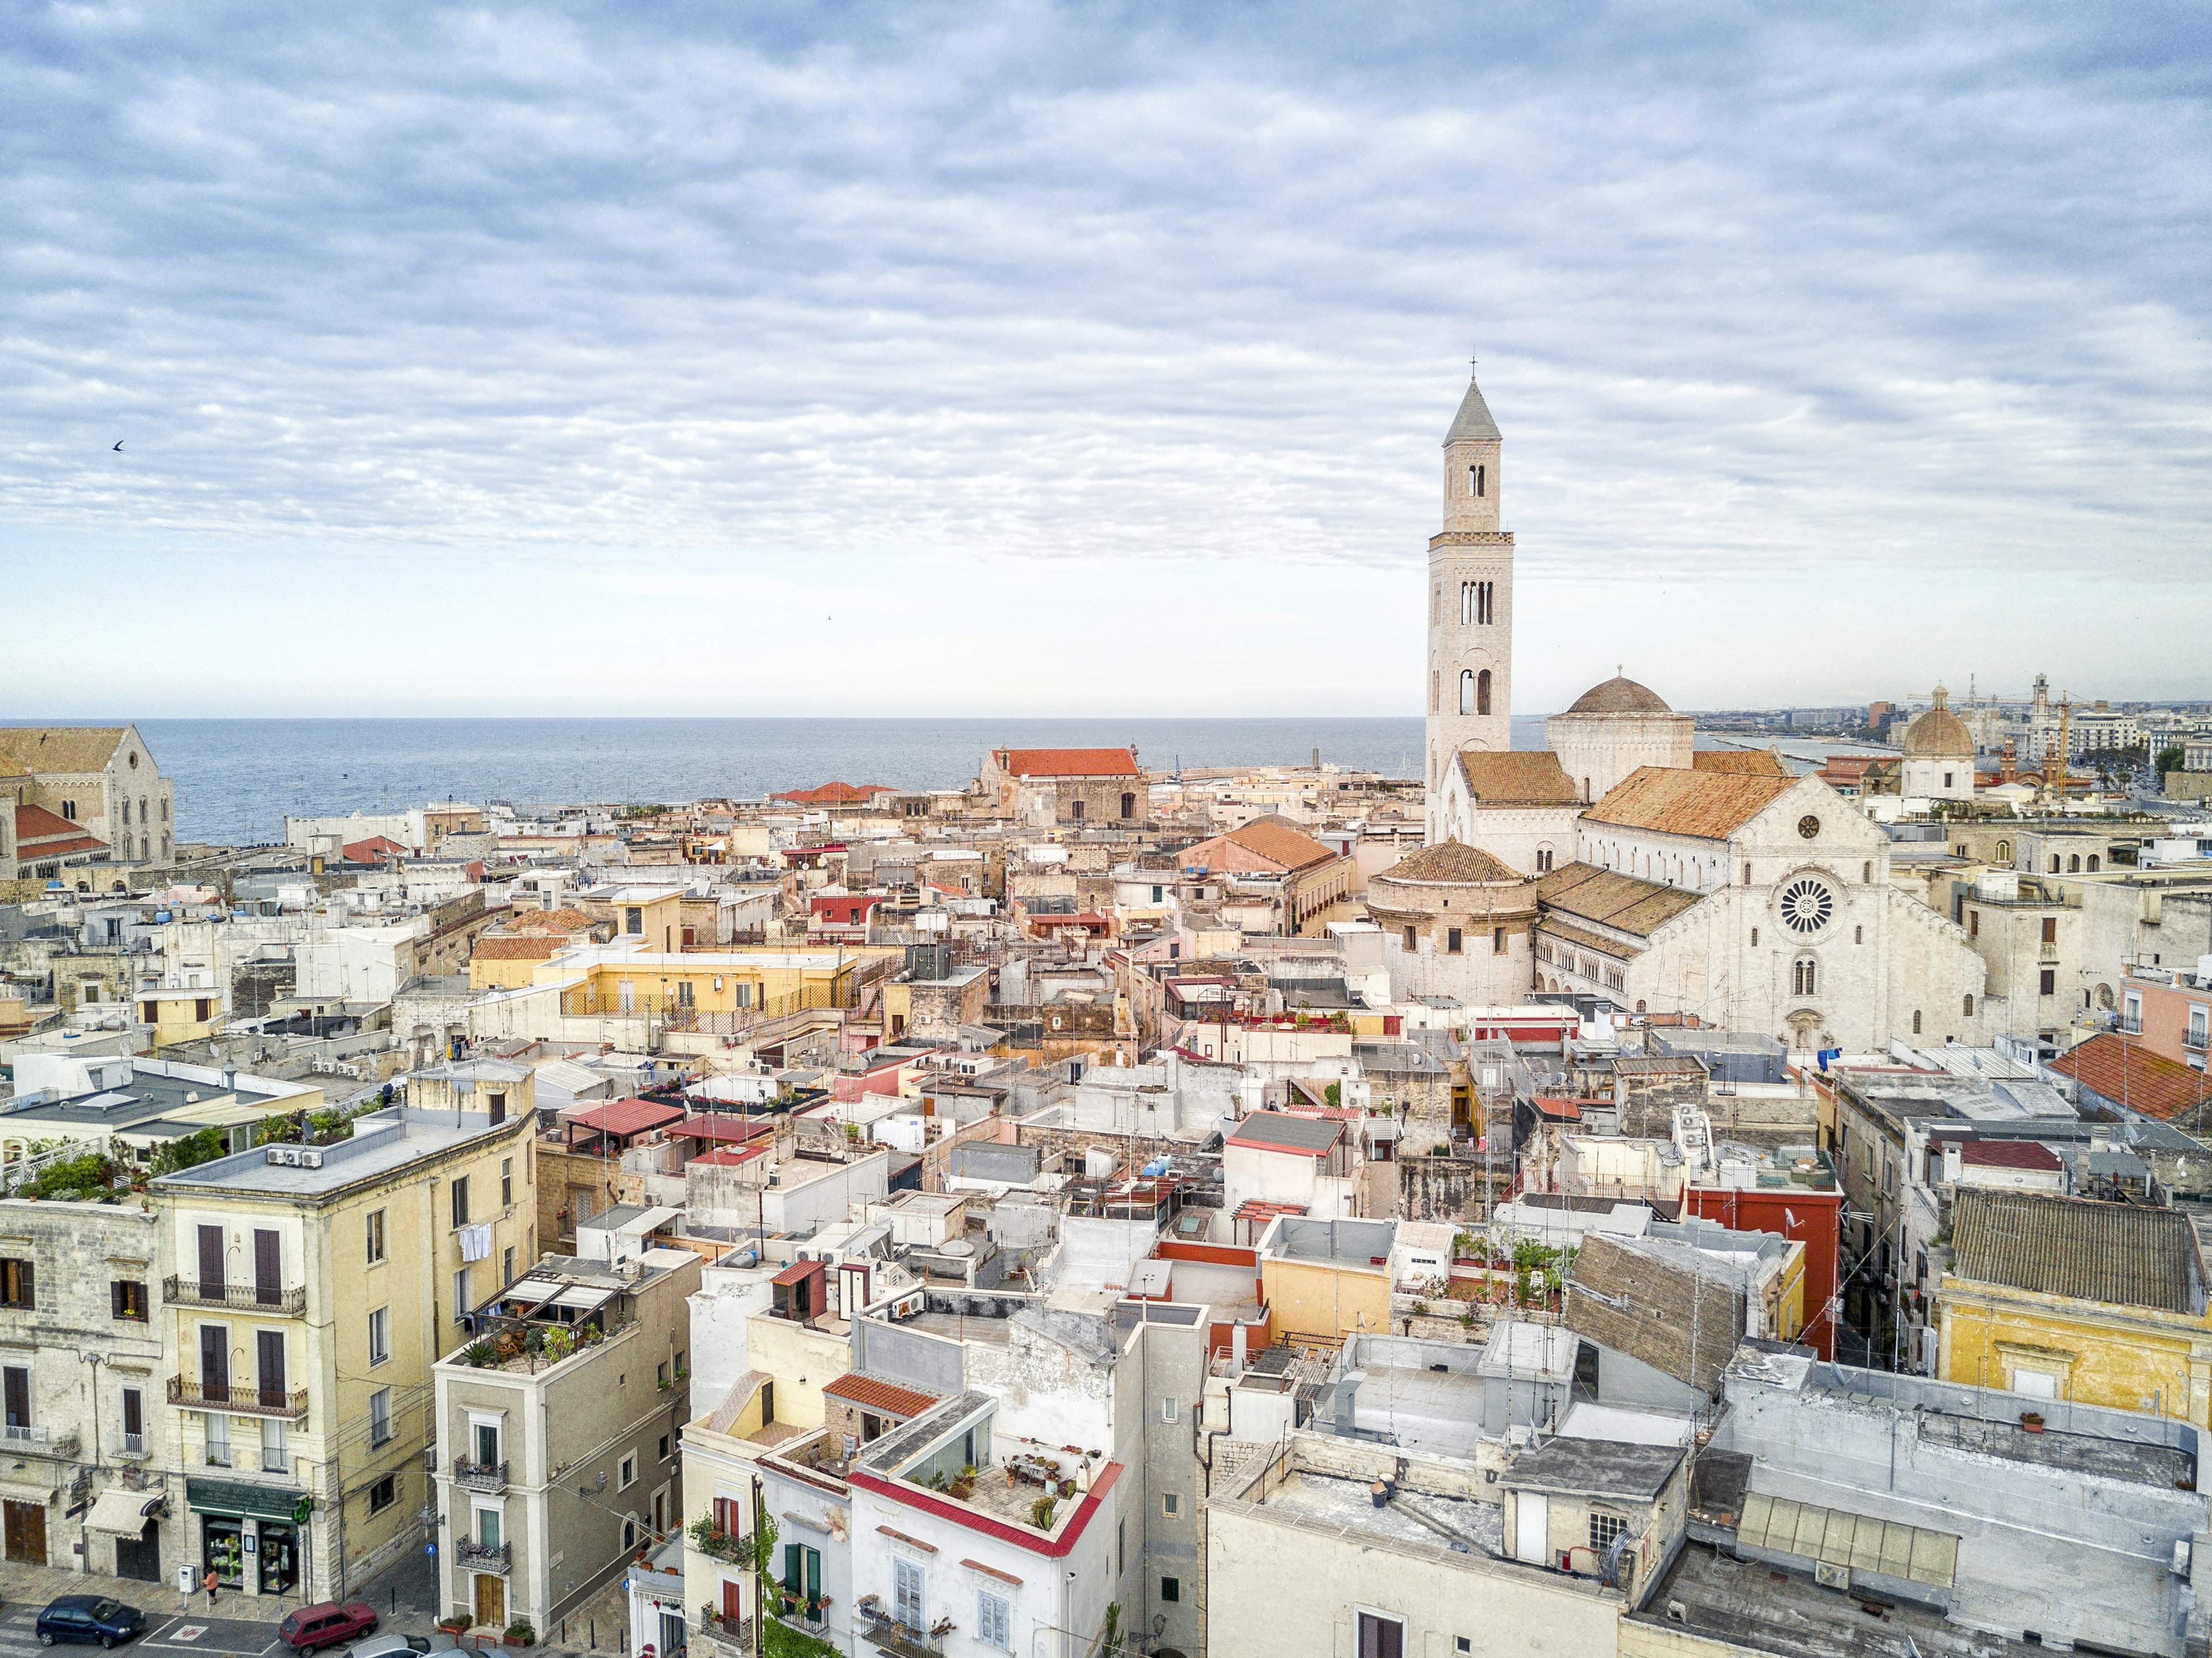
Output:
[1680, 1186, 1842, 1360]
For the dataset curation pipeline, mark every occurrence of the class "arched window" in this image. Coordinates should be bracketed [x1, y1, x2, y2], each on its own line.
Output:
[1476, 669, 1493, 715]
[2068, 854, 2080, 872]
[1470, 464, 1485, 498]
[2087, 854, 2100, 872]
[1119, 793, 1136, 820]
[1431, 671, 1439, 713]
[1995, 839, 2011, 862]
[1460, 670, 1475, 715]
[1912, 1009, 1923, 1035]
[1792, 959, 1817, 997]
[1963, 994, 1975, 1016]
[2050, 856, 2061, 873]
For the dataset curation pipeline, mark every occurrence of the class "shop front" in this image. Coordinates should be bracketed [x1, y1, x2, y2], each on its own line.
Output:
[85, 1489, 168, 1584]
[185, 1480, 310, 1599]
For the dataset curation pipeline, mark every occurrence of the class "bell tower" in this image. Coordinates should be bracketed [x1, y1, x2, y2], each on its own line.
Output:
[1425, 366, 1514, 840]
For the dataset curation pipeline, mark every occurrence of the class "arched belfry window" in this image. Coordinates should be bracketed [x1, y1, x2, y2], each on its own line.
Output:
[1460, 670, 1475, 716]
[1470, 464, 1485, 498]
[1477, 669, 1493, 716]
[1793, 957, 1817, 997]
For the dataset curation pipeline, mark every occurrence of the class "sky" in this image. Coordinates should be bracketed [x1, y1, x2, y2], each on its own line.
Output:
[2, 2, 2209, 718]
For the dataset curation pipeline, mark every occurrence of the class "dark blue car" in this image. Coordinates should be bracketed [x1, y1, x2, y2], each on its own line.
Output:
[36, 1597, 143, 1649]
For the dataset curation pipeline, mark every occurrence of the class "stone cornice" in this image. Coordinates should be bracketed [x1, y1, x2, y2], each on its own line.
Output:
[1429, 531, 1515, 550]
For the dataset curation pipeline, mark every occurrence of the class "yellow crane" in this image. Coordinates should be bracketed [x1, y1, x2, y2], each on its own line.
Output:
[2051, 695, 2072, 805]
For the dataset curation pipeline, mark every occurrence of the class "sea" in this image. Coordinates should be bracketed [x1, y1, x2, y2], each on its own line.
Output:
[31, 716, 1889, 846]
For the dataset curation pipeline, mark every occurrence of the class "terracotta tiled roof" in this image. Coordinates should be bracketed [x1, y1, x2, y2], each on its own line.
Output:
[823, 1372, 940, 1418]
[13, 802, 104, 850]
[1378, 839, 1521, 885]
[1223, 816, 1336, 872]
[1580, 767, 1797, 841]
[1565, 676, 1672, 716]
[0, 726, 129, 775]
[992, 748, 1139, 778]
[2048, 1032, 2212, 1124]
[1949, 1187, 2199, 1312]
[1536, 862, 1703, 939]
[1693, 748, 1791, 778]
[1457, 749, 1580, 805]
[472, 936, 564, 960]
[1959, 1140, 2063, 1171]
[509, 907, 597, 933]
[342, 835, 409, 862]
[772, 781, 892, 804]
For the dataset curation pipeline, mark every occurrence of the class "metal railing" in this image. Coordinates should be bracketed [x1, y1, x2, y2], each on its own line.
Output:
[116, 1433, 148, 1459]
[453, 1539, 511, 1573]
[1, 1424, 49, 1447]
[162, 1277, 307, 1316]
[858, 1610, 942, 1658]
[166, 1378, 309, 1419]
[695, 1615, 752, 1652]
[453, 1458, 508, 1493]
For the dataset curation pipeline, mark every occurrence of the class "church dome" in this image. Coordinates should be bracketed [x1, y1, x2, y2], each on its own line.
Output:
[1565, 675, 1672, 716]
[1378, 840, 1522, 885]
[1902, 686, 1973, 758]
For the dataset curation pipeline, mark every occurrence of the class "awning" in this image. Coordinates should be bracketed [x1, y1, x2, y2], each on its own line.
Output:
[0, 1479, 55, 1504]
[86, 1489, 164, 1538]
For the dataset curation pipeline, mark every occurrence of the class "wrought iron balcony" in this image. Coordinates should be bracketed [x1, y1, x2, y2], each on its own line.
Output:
[162, 1277, 306, 1316]
[115, 1433, 149, 1460]
[454, 1539, 512, 1573]
[858, 1608, 942, 1658]
[167, 1377, 309, 1419]
[453, 1458, 508, 1494]
[695, 1614, 752, 1654]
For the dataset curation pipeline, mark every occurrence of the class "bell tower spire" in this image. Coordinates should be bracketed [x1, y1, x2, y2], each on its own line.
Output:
[1425, 362, 1515, 840]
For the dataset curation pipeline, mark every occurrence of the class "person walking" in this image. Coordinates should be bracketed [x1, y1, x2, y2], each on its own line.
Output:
[203, 1568, 219, 1611]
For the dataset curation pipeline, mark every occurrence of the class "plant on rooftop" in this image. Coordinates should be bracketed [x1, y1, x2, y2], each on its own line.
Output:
[150, 1127, 228, 1176]
[541, 1327, 575, 1364]
[1029, 1496, 1056, 1530]
[31, 1151, 120, 1202]
[465, 1342, 496, 1368]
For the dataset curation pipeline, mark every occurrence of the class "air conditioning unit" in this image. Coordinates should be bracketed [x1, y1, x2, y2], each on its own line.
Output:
[298, 1149, 324, 1169]
[266, 1146, 301, 1167]
[1815, 1561, 1850, 1591]
[890, 1291, 926, 1321]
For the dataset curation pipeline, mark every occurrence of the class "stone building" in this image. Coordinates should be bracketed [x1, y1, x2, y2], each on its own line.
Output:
[1367, 840, 1537, 1007]
[1546, 675, 1694, 807]
[1423, 373, 1516, 836]
[0, 726, 175, 870]
[1429, 751, 1581, 877]
[0, 1195, 169, 1580]
[1899, 685, 1977, 802]
[978, 748, 1145, 827]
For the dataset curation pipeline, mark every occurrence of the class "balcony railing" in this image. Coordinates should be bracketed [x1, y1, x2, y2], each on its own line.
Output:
[688, 1524, 754, 1566]
[453, 1539, 512, 1573]
[696, 1615, 753, 1652]
[2188, 1029, 2210, 1053]
[116, 1433, 149, 1460]
[167, 1377, 309, 1419]
[2122, 1016, 2145, 1035]
[453, 1458, 508, 1494]
[162, 1277, 307, 1316]
[858, 1609, 942, 1658]
[1, 1424, 48, 1448]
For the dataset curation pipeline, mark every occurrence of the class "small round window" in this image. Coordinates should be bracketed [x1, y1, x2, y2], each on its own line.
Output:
[1779, 877, 1834, 936]
[128, 751, 139, 769]
[1797, 814, 1819, 839]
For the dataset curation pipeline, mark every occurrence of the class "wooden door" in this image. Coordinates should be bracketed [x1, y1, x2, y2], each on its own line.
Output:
[198, 1225, 225, 1298]
[3, 1500, 47, 1565]
[253, 1230, 281, 1305]
[474, 1573, 505, 1629]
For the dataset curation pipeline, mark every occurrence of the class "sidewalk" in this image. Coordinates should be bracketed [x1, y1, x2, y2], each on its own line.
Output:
[0, 1558, 291, 1627]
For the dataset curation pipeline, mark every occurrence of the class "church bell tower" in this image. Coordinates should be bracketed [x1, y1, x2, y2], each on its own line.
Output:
[1425, 367, 1514, 840]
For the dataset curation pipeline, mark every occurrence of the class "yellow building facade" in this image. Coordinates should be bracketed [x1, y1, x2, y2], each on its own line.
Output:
[151, 1062, 537, 1602]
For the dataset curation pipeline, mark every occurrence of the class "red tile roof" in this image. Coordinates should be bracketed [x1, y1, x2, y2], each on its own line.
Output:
[1581, 767, 1798, 841]
[473, 936, 564, 960]
[690, 1145, 768, 1168]
[1960, 1140, 2065, 1171]
[823, 1372, 940, 1417]
[771, 1261, 820, 1287]
[565, 1097, 687, 1137]
[2048, 1033, 2212, 1123]
[342, 835, 410, 861]
[13, 802, 105, 853]
[773, 782, 892, 804]
[993, 748, 1139, 778]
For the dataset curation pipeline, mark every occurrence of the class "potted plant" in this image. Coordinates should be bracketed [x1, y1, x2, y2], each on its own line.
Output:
[438, 1615, 472, 1636]
[1030, 1496, 1056, 1530]
[503, 1622, 535, 1648]
[2020, 1411, 2046, 1433]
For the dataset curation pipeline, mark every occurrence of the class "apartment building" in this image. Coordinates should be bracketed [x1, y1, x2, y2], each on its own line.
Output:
[149, 1068, 536, 1602]
[433, 1249, 700, 1632]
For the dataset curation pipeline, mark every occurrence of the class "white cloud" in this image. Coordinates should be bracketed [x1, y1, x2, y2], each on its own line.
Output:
[1, 2, 2207, 711]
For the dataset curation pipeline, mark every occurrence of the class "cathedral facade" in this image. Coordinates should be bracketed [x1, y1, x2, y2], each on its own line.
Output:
[1378, 369, 1996, 1052]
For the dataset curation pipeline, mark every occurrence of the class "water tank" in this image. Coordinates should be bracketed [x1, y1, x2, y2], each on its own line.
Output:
[1141, 1159, 1169, 1178]
[1084, 1146, 1119, 1179]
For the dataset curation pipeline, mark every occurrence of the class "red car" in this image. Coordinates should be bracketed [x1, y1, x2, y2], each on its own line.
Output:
[278, 1604, 378, 1655]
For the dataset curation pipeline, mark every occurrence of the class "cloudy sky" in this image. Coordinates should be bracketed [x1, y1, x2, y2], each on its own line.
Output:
[3, 2, 2207, 718]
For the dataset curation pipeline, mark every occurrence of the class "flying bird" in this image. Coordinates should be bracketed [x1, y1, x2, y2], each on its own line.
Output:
[112, 441, 123, 452]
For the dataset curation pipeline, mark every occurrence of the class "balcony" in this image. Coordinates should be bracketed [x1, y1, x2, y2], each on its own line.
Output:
[167, 1378, 309, 1420]
[0, 1424, 75, 1454]
[2122, 1016, 2145, 1035]
[687, 1520, 754, 1566]
[2188, 1030, 2210, 1054]
[453, 1539, 512, 1574]
[858, 1608, 943, 1658]
[163, 1277, 307, 1317]
[115, 1433, 149, 1460]
[452, 1459, 508, 1494]
[695, 1615, 753, 1655]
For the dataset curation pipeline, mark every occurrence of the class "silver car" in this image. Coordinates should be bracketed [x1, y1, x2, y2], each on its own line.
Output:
[345, 1638, 459, 1658]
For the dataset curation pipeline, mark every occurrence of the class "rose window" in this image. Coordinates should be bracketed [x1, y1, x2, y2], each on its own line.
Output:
[1779, 877, 1834, 936]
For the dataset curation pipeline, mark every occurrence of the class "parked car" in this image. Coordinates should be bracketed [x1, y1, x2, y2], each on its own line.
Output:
[36, 1598, 145, 1649]
[346, 1637, 458, 1658]
[279, 1604, 379, 1655]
